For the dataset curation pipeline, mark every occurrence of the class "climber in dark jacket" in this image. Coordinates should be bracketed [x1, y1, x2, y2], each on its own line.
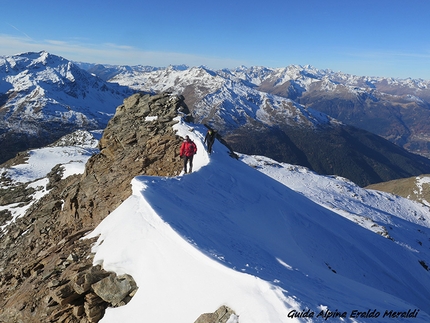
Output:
[180, 135, 197, 173]
[204, 129, 216, 154]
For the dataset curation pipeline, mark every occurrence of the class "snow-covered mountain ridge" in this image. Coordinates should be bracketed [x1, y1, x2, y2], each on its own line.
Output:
[2, 119, 430, 322]
[91, 61, 430, 159]
[78, 60, 430, 186]
[91, 62, 430, 107]
[1, 51, 130, 119]
[0, 51, 133, 163]
[88, 62, 430, 94]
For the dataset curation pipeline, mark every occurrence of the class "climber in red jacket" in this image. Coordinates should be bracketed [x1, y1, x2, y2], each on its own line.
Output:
[180, 135, 197, 173]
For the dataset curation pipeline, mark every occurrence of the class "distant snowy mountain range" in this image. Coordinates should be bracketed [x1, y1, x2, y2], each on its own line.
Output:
[81, 60, 430, 158]
[2, 124, 430, 322]
[2, 51, 430, 186]
[0, 51, 132, 162]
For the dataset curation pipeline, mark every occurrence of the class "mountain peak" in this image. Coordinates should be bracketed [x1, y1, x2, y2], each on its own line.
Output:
[0, 51, 133, 164]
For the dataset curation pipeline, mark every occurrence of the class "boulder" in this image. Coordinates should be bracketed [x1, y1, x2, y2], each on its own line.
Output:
[92, 274, 138, 306]
[194, 305, 238, 323]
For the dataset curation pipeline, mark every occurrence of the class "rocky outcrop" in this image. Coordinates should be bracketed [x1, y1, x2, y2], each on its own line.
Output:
[68, 92, 191, 227]
[194, 305, 238, 323]
[0, 92, 191, 322]
[46, 265, 137, 323]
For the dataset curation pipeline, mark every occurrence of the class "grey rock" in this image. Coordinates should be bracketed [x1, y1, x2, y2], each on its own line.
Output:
[194, 305, 237, 323]
[92, 274, 137, 306]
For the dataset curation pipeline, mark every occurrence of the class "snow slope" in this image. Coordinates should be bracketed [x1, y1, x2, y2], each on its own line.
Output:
[86, 120, 430, 322]
[0, 130, 100, 231]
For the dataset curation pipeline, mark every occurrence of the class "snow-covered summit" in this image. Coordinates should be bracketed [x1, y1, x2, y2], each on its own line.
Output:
[86, 122, 430, 322]
[0, 51, 131, 119]
[0, 51, 134, 163]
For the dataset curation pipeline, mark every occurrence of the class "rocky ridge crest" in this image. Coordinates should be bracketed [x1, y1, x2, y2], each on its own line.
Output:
[0, 92, 190, 322]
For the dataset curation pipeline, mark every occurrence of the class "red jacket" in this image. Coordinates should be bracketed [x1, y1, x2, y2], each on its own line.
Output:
[180, 139, 197, 157]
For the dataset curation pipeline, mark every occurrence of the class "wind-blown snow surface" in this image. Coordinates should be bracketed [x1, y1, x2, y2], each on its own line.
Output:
[87, 121, 430, 323]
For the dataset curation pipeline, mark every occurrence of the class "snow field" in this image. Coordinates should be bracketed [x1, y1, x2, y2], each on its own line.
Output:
[87, 121, 430, 322]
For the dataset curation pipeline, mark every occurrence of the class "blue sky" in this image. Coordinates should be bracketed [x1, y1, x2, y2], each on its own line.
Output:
[1, 0, 430, 79]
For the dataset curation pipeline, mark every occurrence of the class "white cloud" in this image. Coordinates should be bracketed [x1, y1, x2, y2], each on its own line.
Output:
[0, 34, 245, 69]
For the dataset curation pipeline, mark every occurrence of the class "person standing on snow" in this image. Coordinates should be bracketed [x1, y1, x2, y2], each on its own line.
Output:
[180, 135, 197, 173]
[204, 129, 217, 154]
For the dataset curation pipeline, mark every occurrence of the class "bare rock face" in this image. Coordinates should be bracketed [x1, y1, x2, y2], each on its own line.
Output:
[63, 92, 190, 228]
[0, 92, 191, 322]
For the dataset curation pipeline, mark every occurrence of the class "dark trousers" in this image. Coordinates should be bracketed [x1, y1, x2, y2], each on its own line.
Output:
[207, 140, 214, 154]
[183, 155, 194, 173]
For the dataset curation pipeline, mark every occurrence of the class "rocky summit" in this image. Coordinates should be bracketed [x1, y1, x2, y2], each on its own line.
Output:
[0, 92, 191, 322]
